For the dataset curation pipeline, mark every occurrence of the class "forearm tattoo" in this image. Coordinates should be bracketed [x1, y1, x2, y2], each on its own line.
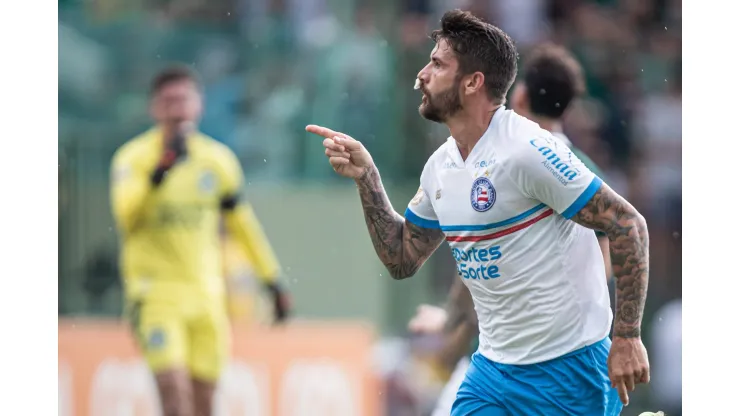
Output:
[571, 184, 649, 338]
[356, 167, 444, 279]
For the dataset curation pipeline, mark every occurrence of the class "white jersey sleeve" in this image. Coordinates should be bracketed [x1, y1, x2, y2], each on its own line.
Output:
[404, 163, 440, 229]
[505, 133, 603, 219]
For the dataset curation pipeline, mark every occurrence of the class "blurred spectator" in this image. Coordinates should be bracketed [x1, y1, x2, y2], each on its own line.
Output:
[304, 5, 394, 178]
[632, 63, 682, 219]
[490, 0, 550, 49]
[198, 40, 244, 148]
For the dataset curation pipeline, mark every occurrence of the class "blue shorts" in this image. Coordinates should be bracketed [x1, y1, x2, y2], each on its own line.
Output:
[451, 338, 622, 416]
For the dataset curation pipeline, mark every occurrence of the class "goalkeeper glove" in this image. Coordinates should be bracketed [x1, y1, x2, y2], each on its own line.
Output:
[151, 133, 188, 186]
[264, 282, 291, 323]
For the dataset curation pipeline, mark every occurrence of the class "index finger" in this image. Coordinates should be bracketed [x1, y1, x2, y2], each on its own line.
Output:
[615, 379, 630, 406]
[306, 125, 349, 140]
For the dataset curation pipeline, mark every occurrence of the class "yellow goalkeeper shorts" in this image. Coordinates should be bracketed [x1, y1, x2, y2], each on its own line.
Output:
[127, 296, 230, 382]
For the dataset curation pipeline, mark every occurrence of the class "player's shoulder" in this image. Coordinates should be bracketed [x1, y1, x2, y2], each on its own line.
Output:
[193, 133, 238, 160]
[496, 109, 551, 147]
[420, 136, 458, 176]
[192, 133, 243, 180]
[495, 110, 561, 167]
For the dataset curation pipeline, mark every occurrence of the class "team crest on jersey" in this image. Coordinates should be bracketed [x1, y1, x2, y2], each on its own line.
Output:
[470, 177, 496, 212]
[199, 170, 217, 194]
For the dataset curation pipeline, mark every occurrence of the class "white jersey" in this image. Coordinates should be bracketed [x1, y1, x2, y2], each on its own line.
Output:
[405, 108, 611, 365]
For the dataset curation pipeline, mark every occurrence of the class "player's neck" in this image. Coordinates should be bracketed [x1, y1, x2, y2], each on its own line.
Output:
[530, 116, 563, 134]
[159, 123, 195, 143]
[447, 105, 501, 161]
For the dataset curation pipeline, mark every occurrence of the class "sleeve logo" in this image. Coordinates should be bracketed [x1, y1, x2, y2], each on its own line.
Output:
[410, 187, 425, 206]
[529, 138, 581, 184]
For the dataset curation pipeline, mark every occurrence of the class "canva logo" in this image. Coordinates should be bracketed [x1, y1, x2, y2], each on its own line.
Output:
[279, 360, 357, 416]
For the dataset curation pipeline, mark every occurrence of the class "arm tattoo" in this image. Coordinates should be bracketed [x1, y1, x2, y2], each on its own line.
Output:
[443, 278, 478, 335]
[570, 184, 649, 338]
[355, 166, 445, 279]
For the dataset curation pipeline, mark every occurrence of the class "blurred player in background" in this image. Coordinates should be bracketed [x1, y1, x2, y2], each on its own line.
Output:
[110, 65, 290, 416]
[408, 42, 614, 416]
[307, 10, 650, 415]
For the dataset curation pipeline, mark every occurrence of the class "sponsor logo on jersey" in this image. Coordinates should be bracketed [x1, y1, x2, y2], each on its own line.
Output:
[529, 138, 581, 185]
[452, 245, 503, 280]
[470, 177, 496, 212]
[474, 159, 494, 168]
[155, 203, 207, 228]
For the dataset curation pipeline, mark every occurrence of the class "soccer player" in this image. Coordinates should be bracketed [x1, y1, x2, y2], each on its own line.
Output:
[306, 10, 649, 416]
[410, 42, 615, 416]
[110, 66, 290, 416]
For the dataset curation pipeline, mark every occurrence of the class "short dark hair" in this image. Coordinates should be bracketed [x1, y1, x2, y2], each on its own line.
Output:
[523, 43, 586, 118]
[430, 10, 518, 104]
[149, 65, 200, 96]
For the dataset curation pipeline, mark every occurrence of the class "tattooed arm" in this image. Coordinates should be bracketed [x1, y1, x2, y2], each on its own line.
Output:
[570, 183, 649, 338]
[356, 166, 445, 279]
[507, 135, 650, 404]
[304, 125, 444, 279]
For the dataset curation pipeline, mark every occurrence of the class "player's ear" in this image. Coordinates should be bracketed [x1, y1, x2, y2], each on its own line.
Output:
[464, 72, 485, 96]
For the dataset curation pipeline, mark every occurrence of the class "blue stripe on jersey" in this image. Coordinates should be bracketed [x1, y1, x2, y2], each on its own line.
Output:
[562, 176, 603, 219]
[404, 207, 441, 229]
[440, 203, 548, 232]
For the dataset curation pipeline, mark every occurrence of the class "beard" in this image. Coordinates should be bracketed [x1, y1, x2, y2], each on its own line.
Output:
[418, 80, 463, 123]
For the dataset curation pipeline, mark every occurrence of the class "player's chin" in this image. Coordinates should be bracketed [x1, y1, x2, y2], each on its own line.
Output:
[419, 105, 444, 123]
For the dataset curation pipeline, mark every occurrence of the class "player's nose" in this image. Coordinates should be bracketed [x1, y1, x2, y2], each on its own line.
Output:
[417, 65, 431, 85]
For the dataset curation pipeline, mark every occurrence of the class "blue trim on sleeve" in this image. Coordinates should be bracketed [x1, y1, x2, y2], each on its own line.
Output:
[404, 208, 440, 229]
[562, 176, 603, 219]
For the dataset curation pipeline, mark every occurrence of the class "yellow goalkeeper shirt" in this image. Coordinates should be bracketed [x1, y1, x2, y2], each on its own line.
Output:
[110, 127, 280, 302]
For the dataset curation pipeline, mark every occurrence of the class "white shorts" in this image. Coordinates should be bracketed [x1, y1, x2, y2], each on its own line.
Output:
[431, 357, 470, 416]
